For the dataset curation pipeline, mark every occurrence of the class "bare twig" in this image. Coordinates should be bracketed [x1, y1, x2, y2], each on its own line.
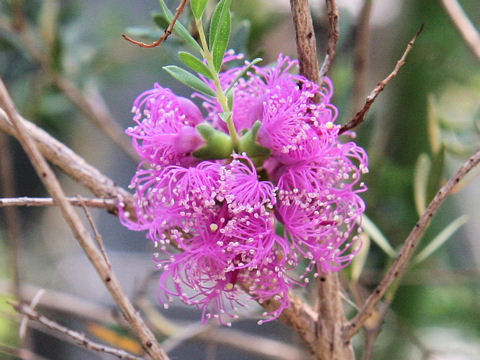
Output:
[137, 298, 306, 360]
[319, 0, 339, 80]
[0, 196, 117, 209]
[290, 0, 320, 84]
[0, 108, 134, 215]
[0, 279, 118, 326]
[344, 148, 480, 339]
[19, 289, 45, 340]
[0, 343, 50, 360]
[340, 25, 424, 134]
[290, 2, 353, 359]
[0, 78, 169, 360]
[9, 302, 145, 360]
[352, 0, 374, 111]
[440, 0, 480, 61]
[0, 103, 317, 349]
[122, 0, 188, 48]
[77, 195, 111, 268]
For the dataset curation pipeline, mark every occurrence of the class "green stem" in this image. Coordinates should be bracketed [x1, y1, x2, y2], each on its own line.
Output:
[195, 18, 239, 149]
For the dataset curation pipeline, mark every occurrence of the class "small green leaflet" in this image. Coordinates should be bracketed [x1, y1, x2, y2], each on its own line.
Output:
[178, 51, 214, 79]
[158, 0, 203, 54]
[151, 12, 169, 29]
[209, 0, 232, 72]
[191, 0, 209, 20]
[163, 65, 216, 97]
[219, 111, 232, 122]
[360, 214, 396, 258]
[412, 215, 468, 266]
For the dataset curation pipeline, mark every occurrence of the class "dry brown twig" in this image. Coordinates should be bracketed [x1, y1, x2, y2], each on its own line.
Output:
[122, 0, 188, 48]
[440, 0, 480, 61]
[344, 148, 480, 339]
[319, 0, 339, 80]
[77, 195, 112, 268]
[0, 96, 318, 351]
[0, 279, 119, 327]
[340, 24, 424, 135]
[0, 78, 169, 360]
[9, 301, 145, 360]
[0, 108, 133, 215]
[0, 343, 50, 360]
[290, 2, 353, 359]
[352, 0, 374, 111]
[290, 0, 320, 84]
[0, 196, 117, 209]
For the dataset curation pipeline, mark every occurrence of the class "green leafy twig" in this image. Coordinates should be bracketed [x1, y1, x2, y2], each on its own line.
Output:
[122, 0, 188, 48]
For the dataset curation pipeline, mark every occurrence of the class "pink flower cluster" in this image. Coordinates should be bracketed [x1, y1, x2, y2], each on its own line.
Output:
[120, 54, 368, 325]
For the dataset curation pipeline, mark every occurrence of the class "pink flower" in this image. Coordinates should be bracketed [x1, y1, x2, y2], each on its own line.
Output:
[127, 84, 204, 166]
[121, 53, 368, 324]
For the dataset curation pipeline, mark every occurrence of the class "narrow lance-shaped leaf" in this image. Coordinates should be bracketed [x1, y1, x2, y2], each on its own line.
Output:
[360, 214, 397, 258]
[350, 233, 370, 283]
[178, 51, 214, 79]
[151, 12, 169, 29]
[209, 0, 228, 46]
[413, 153, 431, 217]
[225, 58, 263, 94]
[427, 94, 442, 154]
[211, 0, 232, 72]
[191, 0, 209, 20]
[412, 215, 469, 266]
[158, 0, 203, 54]
[163, 66, 216, 97]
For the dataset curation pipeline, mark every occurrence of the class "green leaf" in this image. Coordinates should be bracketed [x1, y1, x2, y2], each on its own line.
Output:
[360, 214, 396, 258]
[225, 57, 262, 93]
[191, 0, 209, 19]
[226, 89, 234, 109]
[238, 121, 271, 167]
[413, 153, 431, 216]
[178, 51, 214, 79]
[427, 94, 442, 154]
[158, 0, 203, 54]
[412, 215, 468, 265]
[219, 111, 232, 122]
[163, 66, 216, 97]
[151, 12, 169, 29]
[193, 123, 233, 159]
[350, 233, 370, 283]
[210, 0, 232, 71]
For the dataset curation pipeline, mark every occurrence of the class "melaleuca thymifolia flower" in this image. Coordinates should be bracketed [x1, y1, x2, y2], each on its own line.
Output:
[120, 54, 368, 325]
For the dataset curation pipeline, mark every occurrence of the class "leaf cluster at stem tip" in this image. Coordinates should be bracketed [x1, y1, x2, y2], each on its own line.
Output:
[159, 0, 270, 163]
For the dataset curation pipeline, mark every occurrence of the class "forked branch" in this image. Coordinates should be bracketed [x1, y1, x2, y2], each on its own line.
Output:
[0, 78, 169, 360]
[344, 148, 480, 339]
[122, 0, 188, 48]
[340, 24, 424, 134]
